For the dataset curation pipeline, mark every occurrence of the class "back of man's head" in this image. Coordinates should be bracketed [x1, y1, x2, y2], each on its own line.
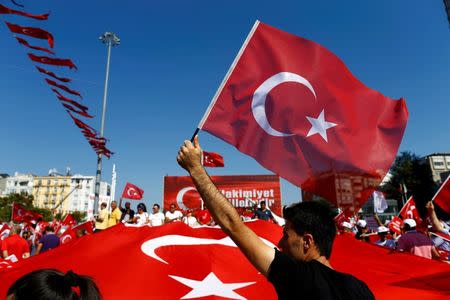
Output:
[12, 225, 21, 235]
[45, 226, 54, 233]
[283, 201, 336, 259]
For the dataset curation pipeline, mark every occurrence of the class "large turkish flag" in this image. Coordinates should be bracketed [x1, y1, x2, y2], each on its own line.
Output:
[199, 21, 408, 213]
[1, 222, 449, 299]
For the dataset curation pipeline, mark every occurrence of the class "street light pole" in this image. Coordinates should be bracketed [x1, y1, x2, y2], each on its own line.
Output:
[94, 32, 120, 214]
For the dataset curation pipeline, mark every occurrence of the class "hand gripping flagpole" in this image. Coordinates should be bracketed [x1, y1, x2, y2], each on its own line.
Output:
[94, 32, 120, 215]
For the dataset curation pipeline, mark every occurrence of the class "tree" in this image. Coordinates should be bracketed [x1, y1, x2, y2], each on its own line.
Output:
[380, 151, 436, 218]
[0, 193, 53, 222]
[71, 211, 87, 223]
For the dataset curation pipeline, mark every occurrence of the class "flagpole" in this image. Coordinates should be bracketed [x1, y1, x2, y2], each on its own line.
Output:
[190, 128, 200, 142]
[10, 202, 14, 223]
[94, 32, 120, 215]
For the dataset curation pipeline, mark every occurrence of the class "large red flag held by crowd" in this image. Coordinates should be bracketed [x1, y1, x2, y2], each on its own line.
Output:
[164, 175, 282, 215]
[0, 222, 449, 299]
[197, 21, 408, 213]
[121, 182, 144, 200]
[433, 174, 450, 215]
[11, 203, 42, 224]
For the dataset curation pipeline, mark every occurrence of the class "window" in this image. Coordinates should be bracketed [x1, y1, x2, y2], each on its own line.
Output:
[434, 161, 445, 170]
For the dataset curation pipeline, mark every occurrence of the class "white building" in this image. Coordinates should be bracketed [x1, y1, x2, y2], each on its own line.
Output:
[70, 175, 111, 218]
[4, 172, 34, 195]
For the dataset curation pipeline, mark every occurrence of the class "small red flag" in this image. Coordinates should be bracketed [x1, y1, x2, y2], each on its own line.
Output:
[398, 196, 422, 224]
[45, 78, 82, 98]
[388, 216, 403, 235]
[60, 221, 94, 244]
[11, 203, 42, 224]
[37, 67, 71, 83]
[334, 211, 346, 228]
[15, 37, 54, 54]
[122, 183, 144, 200]
[62, 103, 93, 119]
[61, 214, 77, 227]
[0, 4, 49, 20]
[51, 88, 88, 111]
[433, 175, 450, 215]
[68, 112, 96, 131]
[198, 21, 408, 213]
[30, 53, 77, 70]
[6, 22, 54, 48]
[202, 151, 224, 167]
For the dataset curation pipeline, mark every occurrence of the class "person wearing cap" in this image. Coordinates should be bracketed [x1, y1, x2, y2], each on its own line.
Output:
[132, 203, 149, 225]
[374, 226, 395, 249]
[341, 222, 354, 234]
[355, 220, 370, 242]
[397, 219, 436, 259]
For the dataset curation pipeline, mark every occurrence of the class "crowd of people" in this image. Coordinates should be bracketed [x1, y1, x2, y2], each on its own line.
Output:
[0, 199, 281, 264]
[337, 201, 450, 262]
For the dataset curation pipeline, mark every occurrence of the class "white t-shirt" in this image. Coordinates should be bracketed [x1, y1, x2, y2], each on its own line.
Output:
[165, 210, 183, 222]
[135, 212, 149, 225]
[149, 212, 165, 226]
[183, 216, 199, 227]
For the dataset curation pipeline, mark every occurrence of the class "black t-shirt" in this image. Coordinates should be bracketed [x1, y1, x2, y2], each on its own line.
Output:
[268, 250, 374, 300]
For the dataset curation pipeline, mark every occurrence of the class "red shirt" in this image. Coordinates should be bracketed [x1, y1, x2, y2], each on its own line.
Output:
[1, 235, 29, 260]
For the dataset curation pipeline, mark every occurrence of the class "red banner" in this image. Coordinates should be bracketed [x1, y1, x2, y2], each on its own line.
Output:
[164, 175, 282, 215]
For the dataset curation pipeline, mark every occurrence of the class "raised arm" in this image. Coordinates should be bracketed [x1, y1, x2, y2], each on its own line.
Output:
[177, 137, 275, 276]
[426, 201, 444, 233]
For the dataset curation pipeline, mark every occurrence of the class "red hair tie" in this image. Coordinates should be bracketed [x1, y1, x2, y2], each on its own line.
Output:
[71, 286, 80, 296]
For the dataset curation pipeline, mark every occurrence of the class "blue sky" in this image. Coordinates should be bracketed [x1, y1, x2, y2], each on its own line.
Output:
[1, 1, 449, 209]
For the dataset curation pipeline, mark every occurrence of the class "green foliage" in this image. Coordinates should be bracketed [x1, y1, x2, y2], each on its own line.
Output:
[380, 151, 436, 217]
[71, 211, 87, 223]
[0, 193, 53, 222]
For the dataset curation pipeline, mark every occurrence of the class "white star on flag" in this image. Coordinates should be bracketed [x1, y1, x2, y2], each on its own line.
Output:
[169, 272, 255, 300]
[306, 109, 338, 142]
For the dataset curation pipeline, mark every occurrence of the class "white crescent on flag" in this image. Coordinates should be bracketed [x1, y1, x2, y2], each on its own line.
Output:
[127, 187, 137, 197]
[175, 187, 197, 210]
[141, 234, 277, 264]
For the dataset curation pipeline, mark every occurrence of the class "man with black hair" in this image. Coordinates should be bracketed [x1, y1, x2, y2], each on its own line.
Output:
[36, 226, 60, 254]
[177, 137, 374, 299]
[253, 201, 278, 224]
[120, 201, 135, 223]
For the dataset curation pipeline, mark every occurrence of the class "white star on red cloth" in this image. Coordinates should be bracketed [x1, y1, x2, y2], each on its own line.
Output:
[169, 272, 255, 300]
[306, 109, 338, 142]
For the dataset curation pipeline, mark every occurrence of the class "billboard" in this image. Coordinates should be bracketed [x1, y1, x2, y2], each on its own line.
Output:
[164, 175, 282, 215]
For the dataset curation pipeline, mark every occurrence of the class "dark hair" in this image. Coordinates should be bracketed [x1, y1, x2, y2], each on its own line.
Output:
[283, 201, 336, 259]
[260, 201, 266, 206]
[7, 269, 101, 300]
[45, 226, 54, 233]
[153, 204, 160, 209]
[137, 203, 147, 212]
